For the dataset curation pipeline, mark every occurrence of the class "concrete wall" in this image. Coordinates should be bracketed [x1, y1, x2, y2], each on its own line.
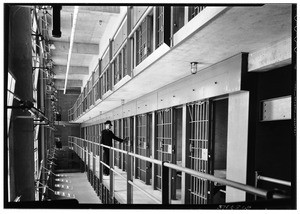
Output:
[254, 65, 293, 194]
[55, 91, 81, 146]
[83, 53, 244, 126]
[57, 90, 80, 121]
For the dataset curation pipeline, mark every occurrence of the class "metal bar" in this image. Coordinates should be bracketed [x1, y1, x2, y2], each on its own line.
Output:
[162, 161, 170, 204]
[254, 171, 259, 200]
[128, 180, 161, 204]
[163, 162, 286, 199]
[99, 142, 103, 182]
[128, 151, 162, 166]
[257, 175, 291, 187]
[128, 7, 154, 38]
[70, 136, 289, 200]
[112, 168, 127, 181]
[127, 151, 133, 204]
[109, 148, 114, 204]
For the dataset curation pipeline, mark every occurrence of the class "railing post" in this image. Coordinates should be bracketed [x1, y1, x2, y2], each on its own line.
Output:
[99, 145, 103, 182]
[254, 171, 259, 200]
[127, 151, 133, 204]
[109, 147, 114, 204]
[162, 161, 171, 204]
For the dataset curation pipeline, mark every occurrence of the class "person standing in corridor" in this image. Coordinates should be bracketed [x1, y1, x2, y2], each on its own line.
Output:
[100, 120, 128, 175]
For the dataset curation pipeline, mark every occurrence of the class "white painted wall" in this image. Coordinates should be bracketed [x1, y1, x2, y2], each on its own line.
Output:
[226, 91, 249, 202]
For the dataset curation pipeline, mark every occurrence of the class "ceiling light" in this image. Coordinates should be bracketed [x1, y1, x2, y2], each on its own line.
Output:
[190, 62, 198, 74]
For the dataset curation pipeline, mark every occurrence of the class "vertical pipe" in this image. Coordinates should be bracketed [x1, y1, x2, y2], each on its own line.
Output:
[152, 112, 157, 189]
[181, 104, 187, 204]
[254, 171, 258, 200]
[127, 151, 133, 204]
[99, 145, 103, 183]
[146, 114, 151, 184]
[133, 115, 137, 178]
[153, 6, 157, 51]
[162, 162, 170, 204]
[109, 147, 114, 204]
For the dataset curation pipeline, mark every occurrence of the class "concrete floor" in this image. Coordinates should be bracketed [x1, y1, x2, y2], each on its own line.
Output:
[56, 172, 101, 204]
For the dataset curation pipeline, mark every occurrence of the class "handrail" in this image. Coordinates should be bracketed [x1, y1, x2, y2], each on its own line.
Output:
[110, 38, 128, 63]
[128, 180, 161, 204]
[128, 7, 154, 38]
[163, 162, 285, 199]
[14, 196, 21, 202]
[69, 137, 288, 200]
[255, 171, 291, 187]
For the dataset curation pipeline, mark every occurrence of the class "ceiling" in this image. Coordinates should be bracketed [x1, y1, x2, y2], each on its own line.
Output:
[47, 6, 121, 92]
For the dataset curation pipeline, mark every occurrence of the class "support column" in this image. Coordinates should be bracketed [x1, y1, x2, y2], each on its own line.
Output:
[8, 6, 35, 202]
[226, 91, 249, 202]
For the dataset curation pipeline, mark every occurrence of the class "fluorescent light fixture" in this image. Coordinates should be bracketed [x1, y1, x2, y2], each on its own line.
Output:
[64, 6, 79, 94]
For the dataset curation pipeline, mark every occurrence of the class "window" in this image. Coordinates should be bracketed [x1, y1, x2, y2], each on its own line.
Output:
[7, 72, 16, 132]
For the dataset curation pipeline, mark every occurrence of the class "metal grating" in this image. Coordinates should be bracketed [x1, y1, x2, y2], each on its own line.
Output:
[122, 117, 132, 171]
[113, 120, 122, 169]
[156, 6, 164, 48]
[188, 6, 206, 21]
[136, 16, 152, 65]
[136, 114, 151, 184]
[155, 108, 173, 190]
[187, 100, 210, 204]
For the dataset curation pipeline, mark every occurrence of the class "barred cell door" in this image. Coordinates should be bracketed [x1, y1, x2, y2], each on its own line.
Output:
[154, 108, 176, 198]
[135, 114, 151, 184]
[186, 100, 212, 204]
[122, 117, 133, 171]
[113, 120, 122, 169]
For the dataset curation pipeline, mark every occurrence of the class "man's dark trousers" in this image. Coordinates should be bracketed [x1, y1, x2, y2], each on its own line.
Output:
[103, 147, 110, 175]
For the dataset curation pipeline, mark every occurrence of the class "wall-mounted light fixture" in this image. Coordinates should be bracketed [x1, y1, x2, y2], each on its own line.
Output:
[190, 62, 198, 74]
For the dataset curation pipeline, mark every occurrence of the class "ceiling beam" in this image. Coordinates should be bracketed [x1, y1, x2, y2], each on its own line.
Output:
[63, 6, 120, 14]
[54, 73, 88, 80]
[54, 79, 83, 89]
[248, 37, 291, 72]
[52, 41, 99, 55]
[53, 65, 89, 75]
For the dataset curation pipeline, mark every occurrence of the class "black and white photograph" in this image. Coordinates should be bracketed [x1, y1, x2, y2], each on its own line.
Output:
[3, 1, 297, 210]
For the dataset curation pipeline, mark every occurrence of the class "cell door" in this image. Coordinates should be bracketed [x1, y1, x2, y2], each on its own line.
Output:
[154, 108, 176, 193]
[135, 114, 151, 184]
[122, 117, 133, 171]
[113, 120, 122, 169]
[186, 100, 211, 204]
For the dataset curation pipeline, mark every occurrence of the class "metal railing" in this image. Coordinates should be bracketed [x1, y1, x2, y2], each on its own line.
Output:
[68, 136, 289, 204]
[255, 171, 291, 187]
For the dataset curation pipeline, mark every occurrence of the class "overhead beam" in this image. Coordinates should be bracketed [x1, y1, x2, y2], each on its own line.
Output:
[54, 73, 88, 80]
[63, 6, 120, 14]
[248, 37, 291, 72]
[52, 41, 99, 55]
[53, 65, 89, 75]
[54, 79, 83, 89]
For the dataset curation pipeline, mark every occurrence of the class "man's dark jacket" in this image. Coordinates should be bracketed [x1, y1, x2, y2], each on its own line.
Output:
[100, 129, 124, 146]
